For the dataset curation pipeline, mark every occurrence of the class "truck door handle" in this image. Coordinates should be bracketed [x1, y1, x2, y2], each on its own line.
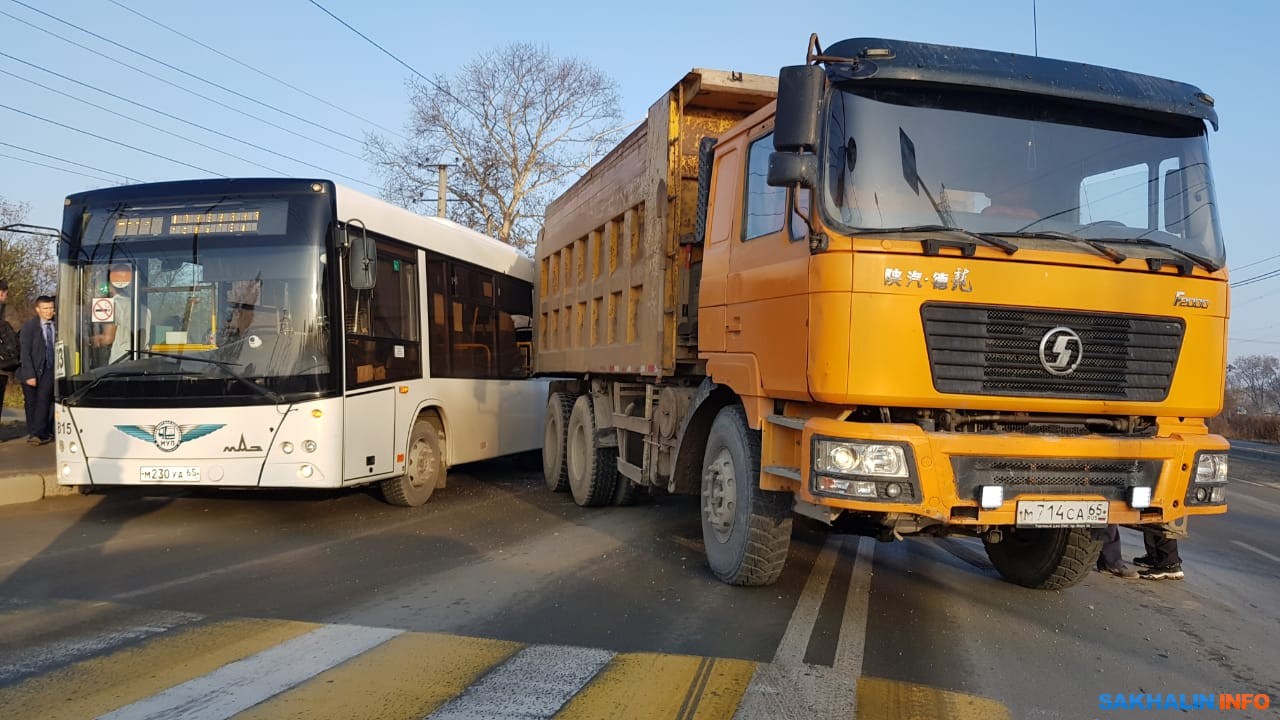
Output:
[727, 318, 743, 333]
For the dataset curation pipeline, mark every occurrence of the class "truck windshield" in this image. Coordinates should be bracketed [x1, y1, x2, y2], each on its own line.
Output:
[56, 191, 336, 406]
[820, 86, 1224, 267]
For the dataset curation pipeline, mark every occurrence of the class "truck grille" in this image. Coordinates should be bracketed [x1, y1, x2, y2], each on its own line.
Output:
[922, 304, 1183, 401]
[952, 457, 1162, 501]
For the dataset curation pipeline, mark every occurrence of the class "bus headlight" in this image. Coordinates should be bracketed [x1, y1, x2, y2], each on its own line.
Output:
[281, 441, 294, 454]
[298, 464, 314, 478]
[69, 442, 79, 455]
[302, 440, 317, 453]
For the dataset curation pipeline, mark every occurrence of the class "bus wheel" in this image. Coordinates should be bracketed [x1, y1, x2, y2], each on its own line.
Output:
[543, 392, 573, 492]
[566, 394, 618, 507]
[700, 405, 792, 586]
[382, 420, 444, 507]
[983, 526, 1101, 590]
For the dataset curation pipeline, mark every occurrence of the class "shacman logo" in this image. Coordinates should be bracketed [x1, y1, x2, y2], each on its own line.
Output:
[1098, 692, 1270, 711]
[1038, 326, 1083, 376]
[115, 422, 225, 452]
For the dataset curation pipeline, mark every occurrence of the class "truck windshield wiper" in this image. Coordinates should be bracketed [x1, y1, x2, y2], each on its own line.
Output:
[988, 231, 1126, 264]
[1096, 238, 1220, 273]
[860, 225, 1018, 256]
[129, 350, 284, 403]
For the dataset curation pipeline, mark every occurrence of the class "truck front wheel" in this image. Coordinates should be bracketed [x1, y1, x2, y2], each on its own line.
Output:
[700, 405, 792, 586]
[983, 526, 1101, 590]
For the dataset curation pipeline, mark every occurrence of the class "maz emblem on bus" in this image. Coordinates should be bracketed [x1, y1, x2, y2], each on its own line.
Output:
[224, 435, 263, 453]
[115, 422, 225, 452]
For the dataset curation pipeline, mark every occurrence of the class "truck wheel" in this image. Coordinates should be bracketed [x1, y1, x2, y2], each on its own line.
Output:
[567, 394, 618, 507]
[983, 526, 1101, 590]
[381, 420, 444, 507]
[612, 476, 641, 506]
[700, 405, 792, 586]
[543, 392, 573, 492]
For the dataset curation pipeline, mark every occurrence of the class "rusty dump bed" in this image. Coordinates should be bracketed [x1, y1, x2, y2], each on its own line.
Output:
[535, 69, 776, 377]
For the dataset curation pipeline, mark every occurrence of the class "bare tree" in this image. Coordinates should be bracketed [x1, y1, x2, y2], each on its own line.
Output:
[1227, 354, 1280, 413]
[0, 196, 57, 313]
[366, 43, 624, 251]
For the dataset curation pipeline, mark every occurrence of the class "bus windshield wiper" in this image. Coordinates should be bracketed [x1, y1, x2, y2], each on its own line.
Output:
[131, 350, 285, 403]
[1096, 238, 1220, 273]
[988, 231, 1126, 264]
[860, 225, 1018, 256]
[62, 368, 163, 407]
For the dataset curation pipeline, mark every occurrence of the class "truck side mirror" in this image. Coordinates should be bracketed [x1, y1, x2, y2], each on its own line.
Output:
[1163, 167, 1186, 236]
[344, 219, 377, 290]
[768, 152, 818, 189]
[773, 65, 825, 152]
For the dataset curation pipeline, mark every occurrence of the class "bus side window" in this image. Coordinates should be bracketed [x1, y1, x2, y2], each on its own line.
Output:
[345, 236, 421, 388]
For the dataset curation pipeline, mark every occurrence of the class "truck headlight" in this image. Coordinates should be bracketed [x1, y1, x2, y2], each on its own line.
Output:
[1193, 452, 1227, 483]
[1186, 451, 1228, 506]
[814, 440, 908, 478]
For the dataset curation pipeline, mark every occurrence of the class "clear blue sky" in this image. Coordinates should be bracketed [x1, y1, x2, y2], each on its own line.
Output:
[1, 0, 1275, 359]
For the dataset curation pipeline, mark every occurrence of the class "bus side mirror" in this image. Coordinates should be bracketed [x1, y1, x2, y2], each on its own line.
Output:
[344, 220, 377, 290]
[1163, 168, 1186, 236]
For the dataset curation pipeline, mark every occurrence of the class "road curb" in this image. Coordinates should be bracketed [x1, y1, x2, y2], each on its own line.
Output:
[0, 472, 79, 508]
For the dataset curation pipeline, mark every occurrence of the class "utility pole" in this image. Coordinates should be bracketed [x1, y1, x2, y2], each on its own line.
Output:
[435, 164, 449, 217]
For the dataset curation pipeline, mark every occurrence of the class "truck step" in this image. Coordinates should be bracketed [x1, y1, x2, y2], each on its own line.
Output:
[766, 414, 807, 430]
[763, 465, 802, 481]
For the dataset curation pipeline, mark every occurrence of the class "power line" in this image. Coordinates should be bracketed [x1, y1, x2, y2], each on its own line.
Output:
[0, 150, 120, 185]
[0, 67, 292, 177]
[1229, 252, 1280, 274]
[0, 140, 137, 182]
[107, 0, 407, 142]
[0, 102, 222, 176]
[9, 0, 366, 146]
[0, 7, 365, 162]
[0, 50, 378, 190]
[1229, 337, 1280, 346]
[1231, 269, 1280, 289]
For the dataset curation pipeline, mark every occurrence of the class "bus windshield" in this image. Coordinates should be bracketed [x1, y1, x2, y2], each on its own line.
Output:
[819, 86, 1225, 267]
[57, 191, 336, 406]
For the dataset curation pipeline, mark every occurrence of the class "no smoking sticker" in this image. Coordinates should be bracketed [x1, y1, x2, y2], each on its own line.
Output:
[92, 297, 115, 323]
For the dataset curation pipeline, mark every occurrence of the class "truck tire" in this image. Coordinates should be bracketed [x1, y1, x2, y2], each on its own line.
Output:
[567, 394, 618, 507]
[700, 405, 792, 586]
[612, 476, 641, 506]
[983, 526, 1101, 590]
[543, 392, 573, 492]
[381, 420, 444, 507]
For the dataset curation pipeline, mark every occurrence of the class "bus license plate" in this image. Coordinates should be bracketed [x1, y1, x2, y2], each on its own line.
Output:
[139, 466, 201, 482]
[1015, 500, 1108, 528]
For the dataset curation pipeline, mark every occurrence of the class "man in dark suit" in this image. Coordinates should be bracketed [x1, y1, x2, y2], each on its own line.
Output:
[16, 295, 56, 445]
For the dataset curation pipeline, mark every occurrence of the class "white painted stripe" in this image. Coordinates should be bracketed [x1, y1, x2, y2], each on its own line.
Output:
[0, 609, 203, 683]
[97, 623, 402, 720]
[1221, 489, 1280, 515]
[772, 535, 842, 665]
[426, 644, 614, 720]
[835, 537, 873, 674]
[1231, 539, 1280, 564]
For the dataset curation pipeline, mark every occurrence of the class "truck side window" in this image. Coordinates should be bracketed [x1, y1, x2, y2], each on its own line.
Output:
[743, 132, 787, 240]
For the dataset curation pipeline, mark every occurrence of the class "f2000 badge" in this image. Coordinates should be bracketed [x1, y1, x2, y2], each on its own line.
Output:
[115, 422, 225, 452]
[1173, 291, 1209, 309]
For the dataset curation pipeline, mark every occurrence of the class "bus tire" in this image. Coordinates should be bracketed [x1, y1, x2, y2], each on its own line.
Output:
[566, 394, 617, 507]
[381, 420, 444, 507]
[543, 392, 573, 492]
[700, 405, 792, 586]
[983, 526, 1101, 590]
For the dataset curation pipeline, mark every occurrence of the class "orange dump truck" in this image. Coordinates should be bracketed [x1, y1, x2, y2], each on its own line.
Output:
[535, 36, 1229, 589]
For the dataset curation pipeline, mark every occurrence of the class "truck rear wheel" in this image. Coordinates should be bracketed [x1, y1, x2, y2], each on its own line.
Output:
[567, 394, 618, 507]
[983, 526, 1101, 590]
[543, 392, 573, 492]
[700, 405, 792, 586]
[381, 420, 444, 507]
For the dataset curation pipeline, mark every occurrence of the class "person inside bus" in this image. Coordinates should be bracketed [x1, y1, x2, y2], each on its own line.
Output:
[90, 265, 150, 363]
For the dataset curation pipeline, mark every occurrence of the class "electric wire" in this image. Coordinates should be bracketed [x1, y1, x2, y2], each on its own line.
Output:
[9, 0, 366, 146]
[0, 67, 291, 177]
[0, 140, 138, 182]
[0, 7, 365, 162]
[1229, 252, 1280, 273]
[0, 51, 378, 190]
[0, 102, 222, 176]
[0, 151, 120, 184]
[107, 0, 407, 142]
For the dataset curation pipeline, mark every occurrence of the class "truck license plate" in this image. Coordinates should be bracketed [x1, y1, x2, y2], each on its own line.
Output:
[1015, 500, 1108, 527]
[139, 466, 201, 482]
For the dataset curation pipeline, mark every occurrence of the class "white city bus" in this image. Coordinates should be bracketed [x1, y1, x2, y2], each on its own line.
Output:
[53, 178, 545, 505]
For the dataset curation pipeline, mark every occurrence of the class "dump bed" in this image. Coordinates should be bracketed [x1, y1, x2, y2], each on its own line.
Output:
[535, 69, 776, 377]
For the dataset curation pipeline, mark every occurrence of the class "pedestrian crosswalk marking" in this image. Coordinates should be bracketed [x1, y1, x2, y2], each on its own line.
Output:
[426, 644, 615, 719]
[556, 652, 755, 719]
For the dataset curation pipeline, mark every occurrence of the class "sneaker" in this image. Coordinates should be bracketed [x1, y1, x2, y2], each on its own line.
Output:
[1132, 555, 1157, 568]
[1098, 563, 1139, 579]
[26, 436, 40, 446]
[1138, 563, 1184, 580]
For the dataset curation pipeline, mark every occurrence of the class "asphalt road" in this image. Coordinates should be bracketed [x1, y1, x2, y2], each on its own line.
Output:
[0, 449, 1276, 719]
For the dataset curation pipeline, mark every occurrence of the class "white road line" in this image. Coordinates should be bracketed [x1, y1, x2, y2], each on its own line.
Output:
[97, 623, 402, 720]
[425, 644, 614, 720]
[1221, 490, 1280, 515]
[0, 609, 202, 683]
[1231, 540, 1280, 564]
[733, 536, 875, 720]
